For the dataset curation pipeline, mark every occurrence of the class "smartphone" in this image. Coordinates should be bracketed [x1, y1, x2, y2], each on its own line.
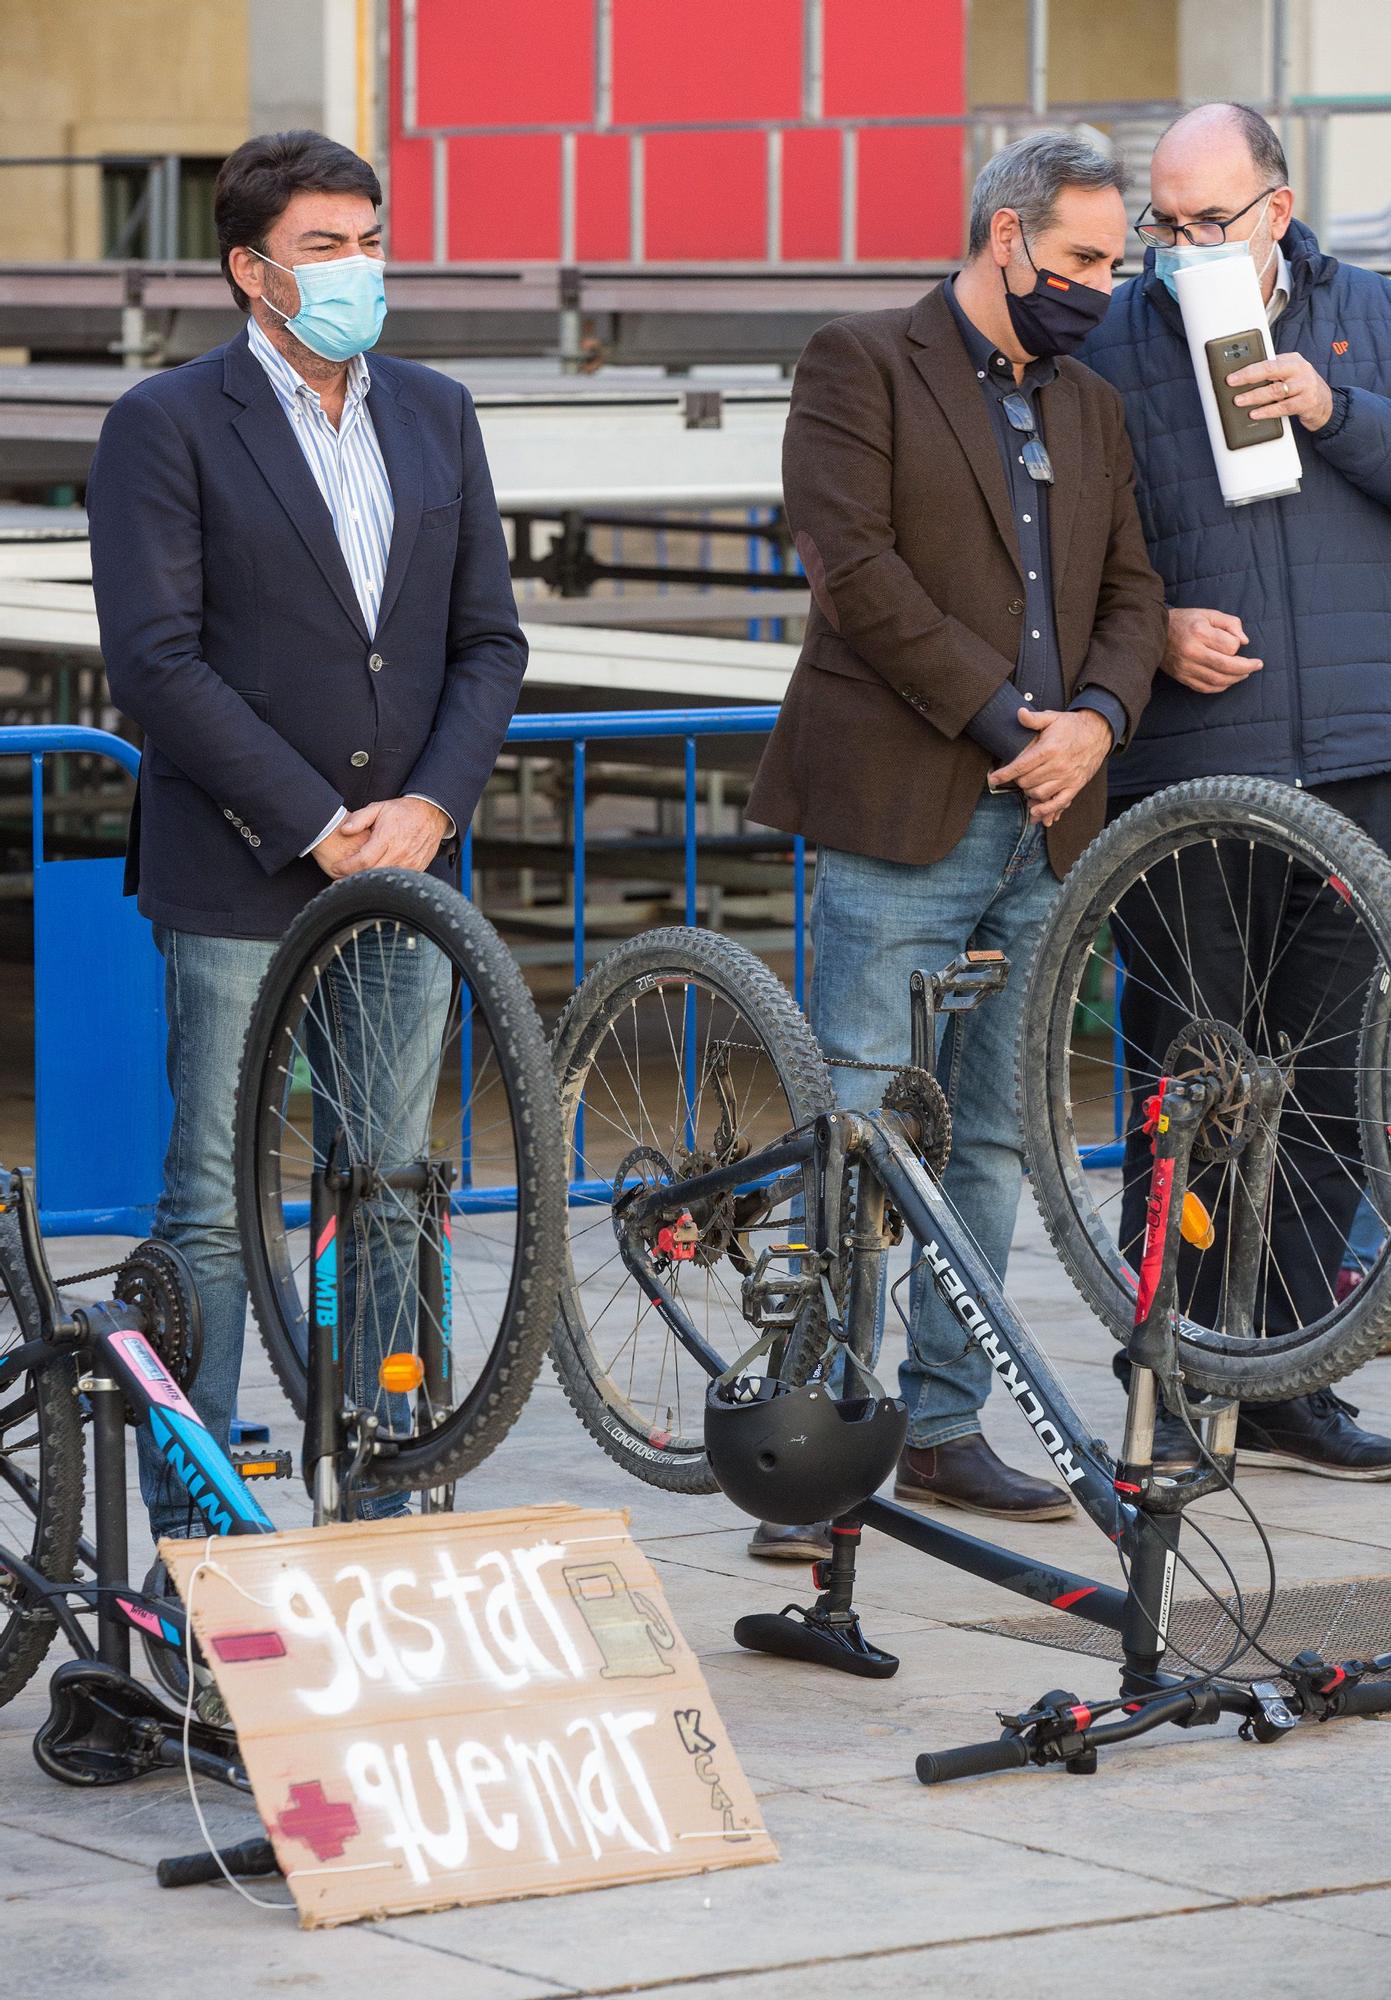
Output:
[1206, 331, 1285, 452]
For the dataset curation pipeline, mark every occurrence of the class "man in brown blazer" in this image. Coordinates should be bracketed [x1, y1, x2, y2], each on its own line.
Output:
[747, 132, 1166, 1556]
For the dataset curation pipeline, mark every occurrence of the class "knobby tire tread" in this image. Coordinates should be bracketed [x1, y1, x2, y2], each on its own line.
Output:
[550, 927, 835, 1492]
[0, 1215, 83, 1709]
[234, 870, 565, 1493]
[1020, 776, 1391, 1402]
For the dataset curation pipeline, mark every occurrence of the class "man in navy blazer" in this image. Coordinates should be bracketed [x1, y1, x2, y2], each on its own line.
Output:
[87, 131, 527, 1553]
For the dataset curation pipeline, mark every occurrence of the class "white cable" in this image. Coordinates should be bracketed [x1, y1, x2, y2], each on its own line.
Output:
[179, 1544, 296, 1912]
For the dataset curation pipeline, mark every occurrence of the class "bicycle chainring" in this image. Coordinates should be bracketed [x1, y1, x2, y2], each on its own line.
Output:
[113, 1241, 203, 1389]
[880, 1065, 953, 1178]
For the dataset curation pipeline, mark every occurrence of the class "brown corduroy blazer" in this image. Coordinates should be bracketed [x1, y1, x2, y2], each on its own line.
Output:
[747, 286, 1167, 876]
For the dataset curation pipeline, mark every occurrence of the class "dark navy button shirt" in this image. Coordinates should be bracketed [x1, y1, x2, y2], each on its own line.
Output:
[943, 276, 1126, 764]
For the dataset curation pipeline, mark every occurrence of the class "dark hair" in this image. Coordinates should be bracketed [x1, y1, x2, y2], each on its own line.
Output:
[214, 130, 382, 312]
[968, 131, 1128, 257]
[1160, 102, 1290, 187]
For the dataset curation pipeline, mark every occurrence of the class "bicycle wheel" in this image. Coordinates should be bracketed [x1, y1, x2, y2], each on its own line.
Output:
[0, 1211, 82, 1708]
[235, 870, 565, 1494]
[551, 928, 835, 1491]
[1021, 776, 1391, 1401]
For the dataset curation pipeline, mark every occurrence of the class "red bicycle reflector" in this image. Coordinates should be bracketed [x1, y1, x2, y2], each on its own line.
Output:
[210, 1629, 287, 1663]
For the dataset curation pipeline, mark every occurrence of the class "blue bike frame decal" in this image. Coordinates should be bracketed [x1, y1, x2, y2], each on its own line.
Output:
[98, 1326, 274, 1538]
[314, 1216, 339, 1361]
[441, 1209, 453, 1384]
[145, 1404, 274, 1536]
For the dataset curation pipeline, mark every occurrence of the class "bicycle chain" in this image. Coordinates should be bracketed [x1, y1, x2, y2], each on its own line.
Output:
[55, 1259, 125, 1291]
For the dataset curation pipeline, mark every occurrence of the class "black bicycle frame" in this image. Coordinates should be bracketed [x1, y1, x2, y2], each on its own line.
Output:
[616, 1105, 1134, 1633]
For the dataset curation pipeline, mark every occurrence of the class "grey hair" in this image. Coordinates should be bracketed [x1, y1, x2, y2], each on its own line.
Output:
[967, 130, 1128, 256]
[1158, 101, 1289, 186]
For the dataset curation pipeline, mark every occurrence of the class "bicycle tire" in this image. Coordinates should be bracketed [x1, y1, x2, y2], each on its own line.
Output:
[551, 928, 836, 1492]
[1359, 971, 1391, 1215]
[234, 870, 565, 1493]
[1020, 776, 1391, 1402]
[0, 1212, 83, 1709]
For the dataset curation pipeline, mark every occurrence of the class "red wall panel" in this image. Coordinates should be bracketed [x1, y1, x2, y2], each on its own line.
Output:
[388, 0, 970, 265]
[576, 134, 630, 261]
[447, 136, 562, 260]
[823, 0, 965, 117]
[612, 0, 802, 122]
[388, 136, 435, 259]
[415, 0, 595, 129]
[856, 128, 964, 260]
[781, 128, 841, 261]
[643, 133, 766, 260]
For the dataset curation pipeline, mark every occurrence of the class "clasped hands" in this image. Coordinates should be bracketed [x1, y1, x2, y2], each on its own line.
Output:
[312, 796, 450, 879]
[990, 706, 1113, 828]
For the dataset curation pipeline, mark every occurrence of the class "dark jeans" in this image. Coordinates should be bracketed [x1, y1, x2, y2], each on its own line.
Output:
[141, 924, 449, 1540]
[1108, 772, 1391, 1373]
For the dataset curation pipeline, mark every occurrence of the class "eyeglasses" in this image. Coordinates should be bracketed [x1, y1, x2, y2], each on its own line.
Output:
[1001, 391, 1054, 485]
[1134, 186, 1280, 249]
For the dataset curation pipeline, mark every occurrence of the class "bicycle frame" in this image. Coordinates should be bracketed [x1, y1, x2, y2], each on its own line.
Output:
[616, 1104, 1133, 1630]
[0, 1171, 273, 1784]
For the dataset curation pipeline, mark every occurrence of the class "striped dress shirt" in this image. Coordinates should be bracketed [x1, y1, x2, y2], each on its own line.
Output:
[246, 315, 452, 847]
[247, 312, 393, 630]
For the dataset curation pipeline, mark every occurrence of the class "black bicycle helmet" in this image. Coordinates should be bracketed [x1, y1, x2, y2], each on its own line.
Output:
[705, 1372, 908, 1525]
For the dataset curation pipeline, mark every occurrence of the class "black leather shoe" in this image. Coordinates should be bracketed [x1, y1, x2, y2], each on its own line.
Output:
[894, 1433, 1075, 1520]
[746, 1521, 832, 1560]
[1235, 1390, 1391, 1480]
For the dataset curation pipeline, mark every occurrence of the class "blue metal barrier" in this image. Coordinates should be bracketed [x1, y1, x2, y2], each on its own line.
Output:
[3, 711, 805, 1238]
[4, 726, 172, 1237]
[6, 713, 1123, 1238]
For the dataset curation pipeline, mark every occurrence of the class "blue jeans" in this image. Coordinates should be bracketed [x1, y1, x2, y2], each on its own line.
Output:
[140, 924, 449, 1539]
[809, 793, 1060, 1448]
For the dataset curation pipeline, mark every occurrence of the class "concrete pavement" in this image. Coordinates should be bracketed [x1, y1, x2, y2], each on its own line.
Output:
[3, 1200, 1390, 1998]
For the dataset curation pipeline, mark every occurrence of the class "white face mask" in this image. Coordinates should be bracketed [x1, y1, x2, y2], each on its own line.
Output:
[1154, 195, 1277, 301]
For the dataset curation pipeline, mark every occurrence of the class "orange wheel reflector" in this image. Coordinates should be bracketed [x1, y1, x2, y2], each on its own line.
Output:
[379, 1351, 426, 1394]
[1180, 1191, 1216, 1251]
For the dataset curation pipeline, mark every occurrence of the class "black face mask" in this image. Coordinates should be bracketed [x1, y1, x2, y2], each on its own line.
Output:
[1001, 231, 1112, 359]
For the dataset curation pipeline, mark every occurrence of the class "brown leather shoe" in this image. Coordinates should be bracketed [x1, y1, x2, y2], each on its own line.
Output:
[894, 1434, 1075, 1521]
[746, 1520, 832, 1561]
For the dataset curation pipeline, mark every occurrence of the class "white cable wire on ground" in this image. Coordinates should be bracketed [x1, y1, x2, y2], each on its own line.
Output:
[178, 1541, 295, 1912]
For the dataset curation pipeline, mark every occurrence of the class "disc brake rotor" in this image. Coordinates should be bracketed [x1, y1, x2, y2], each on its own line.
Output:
[1160, 1017, 1265, 1161]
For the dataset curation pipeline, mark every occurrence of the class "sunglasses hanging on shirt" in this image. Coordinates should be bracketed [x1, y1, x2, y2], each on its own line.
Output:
[1000, 392, 1055, 484]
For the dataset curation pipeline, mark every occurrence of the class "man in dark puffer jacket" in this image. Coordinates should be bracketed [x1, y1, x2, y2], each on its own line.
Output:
[1081, 100, 1391, 1479]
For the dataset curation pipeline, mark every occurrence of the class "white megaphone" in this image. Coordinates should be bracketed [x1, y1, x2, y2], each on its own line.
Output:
[1173, 251, 1303, 507]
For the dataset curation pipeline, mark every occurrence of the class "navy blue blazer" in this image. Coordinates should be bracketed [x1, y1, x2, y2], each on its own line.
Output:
[87, 324, 527, 937]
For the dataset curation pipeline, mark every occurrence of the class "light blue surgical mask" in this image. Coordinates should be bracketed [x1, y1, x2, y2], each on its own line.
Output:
[252, 250, 387, 361]
[1154, 198, 1277, 302]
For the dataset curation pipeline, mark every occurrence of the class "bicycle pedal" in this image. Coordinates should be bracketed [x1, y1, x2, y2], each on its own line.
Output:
[232, 1448, 294, 1482]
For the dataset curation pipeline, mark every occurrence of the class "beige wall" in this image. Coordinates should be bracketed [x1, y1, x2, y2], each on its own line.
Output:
[970, 0, 1180, 109]
[0, 0, 250, 259]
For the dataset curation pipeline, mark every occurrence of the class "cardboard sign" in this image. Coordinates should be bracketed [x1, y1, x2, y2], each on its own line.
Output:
[160, 1504, 775, 1927]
